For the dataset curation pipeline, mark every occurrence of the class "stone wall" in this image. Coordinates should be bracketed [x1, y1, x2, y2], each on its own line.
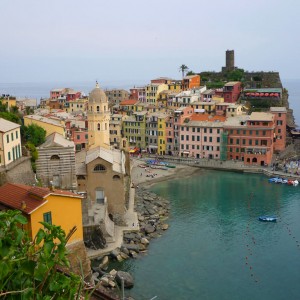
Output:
[0, 157, 35, 186]
[66, 240, 92, 283]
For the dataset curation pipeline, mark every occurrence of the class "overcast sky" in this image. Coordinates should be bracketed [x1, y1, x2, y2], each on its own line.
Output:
[1, 0, 299, 85]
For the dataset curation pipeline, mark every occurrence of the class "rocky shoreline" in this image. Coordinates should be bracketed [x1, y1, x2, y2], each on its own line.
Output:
[91, 186, 171, 296]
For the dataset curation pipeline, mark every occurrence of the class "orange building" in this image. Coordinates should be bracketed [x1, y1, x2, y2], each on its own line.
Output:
[223, 110, 286, 166]
[0, 183, 83, 244]
[182, 75, 201, 90]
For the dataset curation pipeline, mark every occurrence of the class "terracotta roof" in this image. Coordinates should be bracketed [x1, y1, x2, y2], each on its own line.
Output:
[190, 114, 226, 122]
[0, 183, 82, 215]
[120, 99, 138, 106]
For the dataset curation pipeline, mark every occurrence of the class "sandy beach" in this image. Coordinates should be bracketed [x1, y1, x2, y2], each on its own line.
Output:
[130, 157, 201, 188]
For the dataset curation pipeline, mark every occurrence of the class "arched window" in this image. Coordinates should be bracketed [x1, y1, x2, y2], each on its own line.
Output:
[113, 175, 121, 180]
[252, 157, 257, 163]
[50, 155, 60, 160]
[247, 158, 250, 163]
[94, 164, 106, 172]
[97, 123, 100, 131]
[97, 106, 100, 112]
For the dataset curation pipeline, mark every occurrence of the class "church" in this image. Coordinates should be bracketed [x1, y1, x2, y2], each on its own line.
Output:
[76, 82, 130, 242]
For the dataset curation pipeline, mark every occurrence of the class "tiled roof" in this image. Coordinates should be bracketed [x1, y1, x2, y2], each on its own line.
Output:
[190, 114, 226, 122]
[0, 118, 20, 132]
[120, 99, 138, 106]
[0, 183, 82, 215]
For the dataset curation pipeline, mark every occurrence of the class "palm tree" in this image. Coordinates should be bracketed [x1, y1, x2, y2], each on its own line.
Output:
[179, 64, 189, 78]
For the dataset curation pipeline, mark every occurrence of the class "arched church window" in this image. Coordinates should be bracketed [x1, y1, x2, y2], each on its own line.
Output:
[50, 155, 60, 160]
[94, 164, 106, 172]
[97, 106, 100, 112]
[113, 175, 121, 180]
[97, 123, 100, 131]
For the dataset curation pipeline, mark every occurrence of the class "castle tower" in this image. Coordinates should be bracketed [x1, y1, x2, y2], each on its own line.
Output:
[222, 50, 236, 72]
[226, 50, 235, 71]
[87, 82, 110, 150]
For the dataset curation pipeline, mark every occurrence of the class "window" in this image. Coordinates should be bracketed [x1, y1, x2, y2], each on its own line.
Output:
[242, 139, 246, 145]
[50, 155, 60, 160]
[43, 212, 52, 225]
[77, 135, 80, 140]
[204, 128, 207, 133]
[217, 137, 220, 143]
[113, 175, 121, 180]
[230, 138, 233, 144]
[97, 123, 100, 131]
[209, 137, 212, 142]
[204, 136, 207, 142]
[94, 164, 106, 172]
[6, 135, 9, 143]
[8, 152, 11, 160]
[209, 128, 212, 134]
[11, 133, 14, 141]
[16, 131, 18, 139]
[96, 189, 105, 204]
[256, 130, 259, 136]
[236, 139, 240, 145]
[97, 106, 100, 112]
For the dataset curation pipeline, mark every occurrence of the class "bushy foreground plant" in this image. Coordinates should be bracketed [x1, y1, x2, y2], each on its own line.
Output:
[0, 210, 82, 299]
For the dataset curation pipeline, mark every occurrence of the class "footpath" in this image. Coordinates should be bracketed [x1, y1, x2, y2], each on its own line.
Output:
[87, 179, 139, 260]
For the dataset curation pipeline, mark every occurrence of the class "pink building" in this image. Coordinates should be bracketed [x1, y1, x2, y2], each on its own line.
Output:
[179, 114, 226, 158]
[165, 106, 193, 156]
[215, 82, 242, 103]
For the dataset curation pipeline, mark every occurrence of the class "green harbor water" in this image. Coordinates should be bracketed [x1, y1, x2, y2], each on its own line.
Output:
[118, 170, 300, 300]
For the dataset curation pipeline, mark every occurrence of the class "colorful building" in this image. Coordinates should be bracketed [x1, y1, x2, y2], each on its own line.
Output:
[145, 83, 168, 106]
[24, 115, 66, 137]
[0, 183, 83, 244]
[182, 75, 201, 90]
[216, 81, 242, 103]
[180, 114, 226, 158]
[0, 118, 22, 167]
[223, 112, 276, 165]
[123, 111, 147, 149]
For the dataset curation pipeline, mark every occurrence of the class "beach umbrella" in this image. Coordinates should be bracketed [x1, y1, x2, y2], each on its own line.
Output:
[264, 93, 269, 96]
[260, 93, 264, 97]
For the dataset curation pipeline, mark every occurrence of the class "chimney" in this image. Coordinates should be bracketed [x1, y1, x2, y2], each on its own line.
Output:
[21, 201, 27, 210]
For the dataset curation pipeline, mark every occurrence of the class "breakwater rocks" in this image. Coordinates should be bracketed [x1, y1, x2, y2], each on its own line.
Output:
[92, 187, 170, 293]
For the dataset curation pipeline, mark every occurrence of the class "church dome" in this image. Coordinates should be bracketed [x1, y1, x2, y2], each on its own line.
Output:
[89, 82, 107, 103]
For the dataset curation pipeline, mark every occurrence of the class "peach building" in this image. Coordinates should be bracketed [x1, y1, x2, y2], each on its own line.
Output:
[179, 114, 226, 159]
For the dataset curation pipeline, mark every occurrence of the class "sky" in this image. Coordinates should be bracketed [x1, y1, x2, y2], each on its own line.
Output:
[1, 0, 300, 86]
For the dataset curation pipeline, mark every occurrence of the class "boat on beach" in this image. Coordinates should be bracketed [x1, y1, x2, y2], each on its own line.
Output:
[258, 216, 277, 222]
[268, 177, 298, 186]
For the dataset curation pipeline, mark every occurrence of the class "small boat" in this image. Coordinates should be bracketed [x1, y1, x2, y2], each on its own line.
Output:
[258, 216, 277, 222]
[268, 177, 280, 183]
[293, 180, 299, 186]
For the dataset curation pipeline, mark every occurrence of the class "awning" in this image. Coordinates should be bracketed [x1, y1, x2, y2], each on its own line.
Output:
[183, 151, 190, 154]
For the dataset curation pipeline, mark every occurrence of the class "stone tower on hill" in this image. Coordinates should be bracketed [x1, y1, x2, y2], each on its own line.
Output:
[222, 49, 236, 72]
[87, 82, 110, 150]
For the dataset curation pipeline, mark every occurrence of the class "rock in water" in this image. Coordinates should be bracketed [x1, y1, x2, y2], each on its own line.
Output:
[116, 271, 134, 289]
[99, 255, 109, 270]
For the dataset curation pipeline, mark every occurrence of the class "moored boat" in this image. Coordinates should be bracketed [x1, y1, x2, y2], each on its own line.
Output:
[258, 216, 277, 222]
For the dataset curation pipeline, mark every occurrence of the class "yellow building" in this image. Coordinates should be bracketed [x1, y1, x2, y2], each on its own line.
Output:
[0, 97, 17, 110]
[24, 115, 66, 137]
[0, 183, 83, 244]
[168, 81, 182, 92]
[65, 98, 88, 113]
[158, 114, 167, 155]
[145, 83, 168, 106]
[0, 118, 22, 167]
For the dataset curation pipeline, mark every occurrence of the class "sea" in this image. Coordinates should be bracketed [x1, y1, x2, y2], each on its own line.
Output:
[1, 79, 300, 300]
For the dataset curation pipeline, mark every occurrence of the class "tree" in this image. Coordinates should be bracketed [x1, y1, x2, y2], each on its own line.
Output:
[23, 124, 46, 147]
[179, 64, 189, 78]
[186, 70, 195, 76]
[0, 111, 21, 124]
[0, 210, 82, 299]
